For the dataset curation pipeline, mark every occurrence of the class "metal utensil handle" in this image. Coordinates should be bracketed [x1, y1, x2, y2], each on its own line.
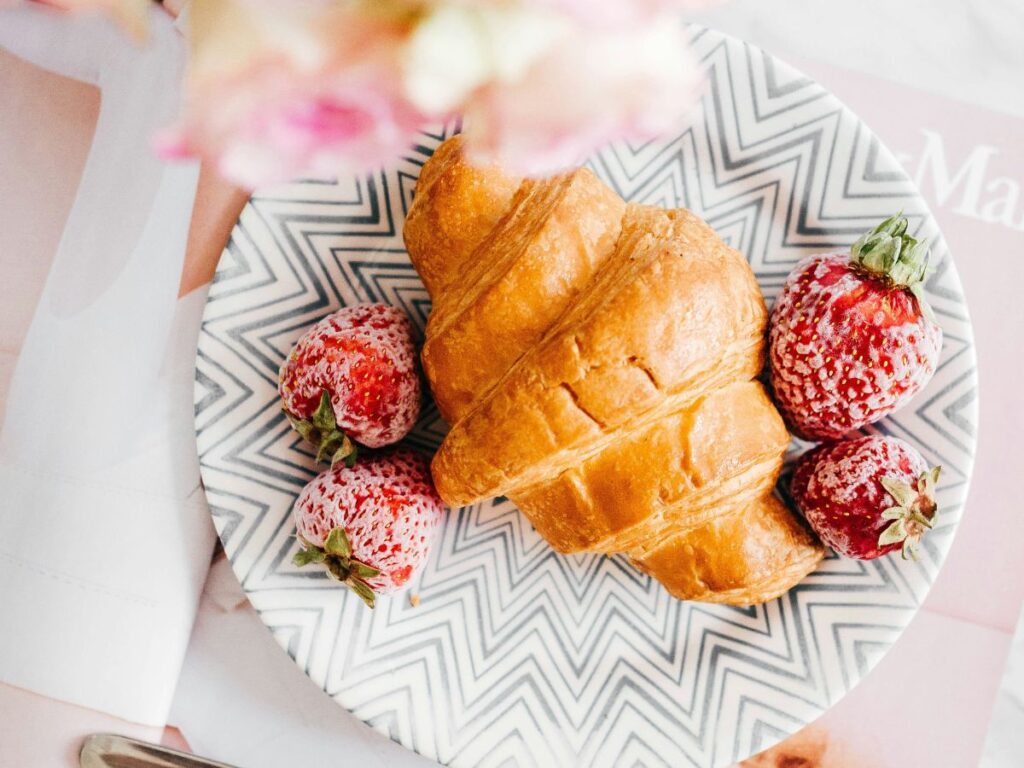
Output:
[80, 733, 238, 768]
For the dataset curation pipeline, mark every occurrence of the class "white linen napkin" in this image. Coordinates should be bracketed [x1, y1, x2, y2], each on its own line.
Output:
[171, 556, 436, 768]
[0, 5, 215, 726]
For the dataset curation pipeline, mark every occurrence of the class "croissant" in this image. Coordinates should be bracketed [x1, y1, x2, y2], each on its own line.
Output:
[405, 136, 823, 605]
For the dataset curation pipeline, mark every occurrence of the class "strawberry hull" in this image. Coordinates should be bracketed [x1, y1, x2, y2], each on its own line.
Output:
[293, 450, 444, 597]
[792, 436, 939, 561]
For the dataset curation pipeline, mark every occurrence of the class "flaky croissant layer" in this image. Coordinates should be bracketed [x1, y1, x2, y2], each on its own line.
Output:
[404, 136, 823, 606]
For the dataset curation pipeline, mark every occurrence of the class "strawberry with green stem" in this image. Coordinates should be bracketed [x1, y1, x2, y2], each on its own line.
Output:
[791, 435, 941, 560]
[280, 303, 421, 465]
[768, 213, 943, 440]
[294, 527, 382, 607]
[292, 450, 443, 607]
[286, 391, 360, 466]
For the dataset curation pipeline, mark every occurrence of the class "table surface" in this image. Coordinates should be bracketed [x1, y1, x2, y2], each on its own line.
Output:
[1, 1, 1023, 766]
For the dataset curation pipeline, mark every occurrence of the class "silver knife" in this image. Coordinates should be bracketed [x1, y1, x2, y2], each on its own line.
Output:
[80, 733, 238, 768]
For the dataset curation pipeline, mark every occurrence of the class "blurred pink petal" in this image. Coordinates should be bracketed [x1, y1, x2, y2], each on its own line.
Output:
[168, 0, 708, 186]
[462, 20, 703, 176]
[174, 0, 427, 188]
[174, 64, 426, 188]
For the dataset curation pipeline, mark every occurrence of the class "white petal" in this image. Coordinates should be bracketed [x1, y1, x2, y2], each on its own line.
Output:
[403, 6, 492, 114]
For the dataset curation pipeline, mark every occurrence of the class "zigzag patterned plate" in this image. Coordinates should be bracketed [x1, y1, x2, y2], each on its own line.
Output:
[195, 28, 977, 768]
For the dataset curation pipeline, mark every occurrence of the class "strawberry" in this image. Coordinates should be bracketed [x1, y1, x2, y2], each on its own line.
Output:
[279, 303, 421, 464]
[768, 213, 942, 440]
[790, 435, 940, 560]
[291, 450, 444, 607]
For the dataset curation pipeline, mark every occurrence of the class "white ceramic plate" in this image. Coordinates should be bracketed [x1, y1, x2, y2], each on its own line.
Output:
[194, 28, 977, 768]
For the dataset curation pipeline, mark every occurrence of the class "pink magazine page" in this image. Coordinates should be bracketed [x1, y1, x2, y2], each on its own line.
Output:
[736, 59, 1024, 768]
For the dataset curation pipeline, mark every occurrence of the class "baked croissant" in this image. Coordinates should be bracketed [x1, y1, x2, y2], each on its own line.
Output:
[405, 136, 823, 605]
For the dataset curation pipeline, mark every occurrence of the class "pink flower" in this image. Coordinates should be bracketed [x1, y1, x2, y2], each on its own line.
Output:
[162, 0, 427, 188]
[162, 67, 426, 188]
[158, 0, 706, 186]
[460, 21, 703, 176]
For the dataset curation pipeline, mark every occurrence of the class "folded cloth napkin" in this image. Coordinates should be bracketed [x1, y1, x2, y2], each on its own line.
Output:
[0, 5, 215, 726]
[170, 556, 437, 768]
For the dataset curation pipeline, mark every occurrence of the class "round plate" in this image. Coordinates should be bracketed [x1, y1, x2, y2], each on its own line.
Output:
[194, 28, 977, 768]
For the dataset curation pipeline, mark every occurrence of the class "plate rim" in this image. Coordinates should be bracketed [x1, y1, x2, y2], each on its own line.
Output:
[194, 25, 978, 768]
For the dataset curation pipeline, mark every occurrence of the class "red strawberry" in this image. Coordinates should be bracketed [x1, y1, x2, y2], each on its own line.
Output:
[279, 303, 421, 463]
[292, 450, 443, 607]
[791, 435, 940, 560]
[768, 214, 942, 440]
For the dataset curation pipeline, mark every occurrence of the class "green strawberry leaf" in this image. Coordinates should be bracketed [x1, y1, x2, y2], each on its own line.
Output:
[314, 430, 341, 463]
[850, 213, 934, 316]
[880, 506, 905, 521]
[910, 510, 935, 529]
[878, 519, 908, 547]
[293, 547, 326, 567]
[351, 561, 381, 579]
[348, 579, 376, 609]
[285, 391, 360, 466]
[880, 477, 916, 508]
[285, 411, 317, 443]
[920, 465, 942, 494]
[324, 527, 352, 558]
[331, 436, 359, 468]
[311, 390, 337, 433]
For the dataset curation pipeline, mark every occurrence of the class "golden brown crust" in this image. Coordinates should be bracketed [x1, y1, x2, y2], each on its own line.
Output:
[510, 381, 790, 554]
[405, 136, 823, 606]
[430, 204, 767, 504]
[403, 135, 521, 300]
[422, 169, 625, 424]
[630, 494, 824, 605]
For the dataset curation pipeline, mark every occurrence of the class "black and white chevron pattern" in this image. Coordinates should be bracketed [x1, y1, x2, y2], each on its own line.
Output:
[194, 29, 977, 768]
